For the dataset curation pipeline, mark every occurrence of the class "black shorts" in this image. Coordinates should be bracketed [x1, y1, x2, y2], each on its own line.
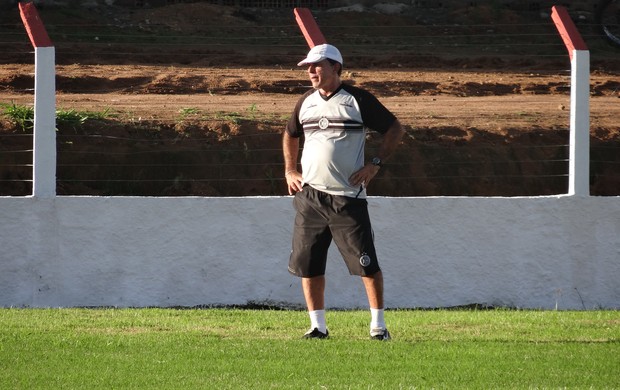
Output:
[288, 186, 381, 278]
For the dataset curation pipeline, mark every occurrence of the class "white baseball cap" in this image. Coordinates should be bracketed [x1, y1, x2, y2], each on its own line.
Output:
[297, 44, 343, 67]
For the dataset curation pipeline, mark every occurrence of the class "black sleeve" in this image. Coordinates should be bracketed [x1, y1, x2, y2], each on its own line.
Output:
[285, 90, 313, 138]
[348, 85, 397, 134]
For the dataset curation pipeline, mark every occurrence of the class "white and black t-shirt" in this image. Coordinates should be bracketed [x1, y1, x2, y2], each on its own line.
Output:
[286, 84, 397, 198]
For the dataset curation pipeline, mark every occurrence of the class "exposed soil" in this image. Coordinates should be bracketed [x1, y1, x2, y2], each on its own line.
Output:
[0, 3, 619, 196]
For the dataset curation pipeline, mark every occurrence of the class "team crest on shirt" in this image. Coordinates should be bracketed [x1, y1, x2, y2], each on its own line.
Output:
[318, 117, 330, 129]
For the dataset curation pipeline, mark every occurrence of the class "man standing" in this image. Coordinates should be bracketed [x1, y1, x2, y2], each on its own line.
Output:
[282, 44, 405, 340]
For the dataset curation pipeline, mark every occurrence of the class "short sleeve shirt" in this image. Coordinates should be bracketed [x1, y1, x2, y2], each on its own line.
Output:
[286, 84, 396, 198]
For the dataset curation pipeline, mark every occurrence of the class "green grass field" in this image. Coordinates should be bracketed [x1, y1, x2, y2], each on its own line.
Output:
[1, 308, 618, 389]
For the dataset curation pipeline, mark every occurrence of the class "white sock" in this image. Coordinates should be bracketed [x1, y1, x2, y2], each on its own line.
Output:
[309, 310, 327, 333]
[370, 308, 386, 330]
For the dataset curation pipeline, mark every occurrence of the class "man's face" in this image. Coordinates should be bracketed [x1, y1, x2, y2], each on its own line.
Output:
[307, 59, 340, 92]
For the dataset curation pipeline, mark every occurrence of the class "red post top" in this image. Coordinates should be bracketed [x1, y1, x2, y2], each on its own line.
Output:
[551, 5, 587, 60]
[19, 1, 53, 48]
[294, 8, 327, 48]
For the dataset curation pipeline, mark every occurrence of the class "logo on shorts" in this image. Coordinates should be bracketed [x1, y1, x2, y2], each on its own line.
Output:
[359, 253, 372, 267]
[318, 117, 330, 129]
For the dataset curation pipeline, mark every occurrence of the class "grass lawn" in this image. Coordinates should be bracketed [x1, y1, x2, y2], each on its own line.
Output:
[1, 308, 618, 389]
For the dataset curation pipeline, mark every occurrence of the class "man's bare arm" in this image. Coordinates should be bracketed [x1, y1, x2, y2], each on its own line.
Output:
[283, 131, 303, 194]
[349, 119, 405, 187]
[377, 118, 405, 161]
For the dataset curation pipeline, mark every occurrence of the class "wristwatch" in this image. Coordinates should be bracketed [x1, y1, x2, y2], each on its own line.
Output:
[371, 157, 383, 168]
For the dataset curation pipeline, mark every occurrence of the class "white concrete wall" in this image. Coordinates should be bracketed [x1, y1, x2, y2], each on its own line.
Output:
[1, 195, 618, 309]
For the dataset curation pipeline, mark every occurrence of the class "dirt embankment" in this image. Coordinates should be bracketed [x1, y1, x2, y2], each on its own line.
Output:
[0, 3, 619, 196]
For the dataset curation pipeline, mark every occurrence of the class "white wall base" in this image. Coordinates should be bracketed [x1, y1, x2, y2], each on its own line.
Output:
[1, 196, 618, 309]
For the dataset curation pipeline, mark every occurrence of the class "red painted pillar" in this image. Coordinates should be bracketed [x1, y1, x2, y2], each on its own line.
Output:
[294, 8, 327, 48]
